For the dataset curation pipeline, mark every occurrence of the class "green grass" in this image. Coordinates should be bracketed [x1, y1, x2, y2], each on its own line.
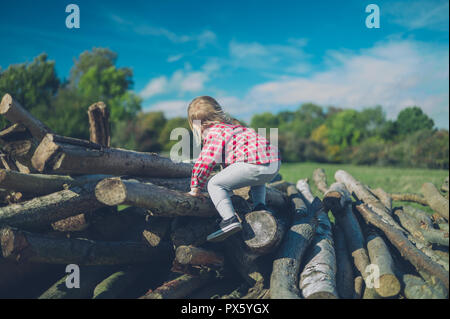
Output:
[279, 162, 448, 215]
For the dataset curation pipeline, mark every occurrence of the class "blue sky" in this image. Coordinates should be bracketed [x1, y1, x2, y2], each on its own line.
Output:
[0, 0, 449, 128]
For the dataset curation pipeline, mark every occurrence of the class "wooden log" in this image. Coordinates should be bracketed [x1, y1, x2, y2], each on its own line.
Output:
[312, 168, 329, 194]
[403, 274, 447, 299]
[407, 235, 449, 271]
[39, 266, 114, 299]
[131, 177, 191, 192]
[31, 133, 192, 177]
[88, 102, 110, 147]
[390, 193, 428, 206]
[0, 226, 171, 265]
[95, 178, 216, 217]
[0, 183, 104, 231]
[437, 223, 449, 232]
[175, 245, 224, 267]
[441, 176, 449, 193]
[0, 169, 109, 197]
[355, 203, 449, 291]
[296, 178, 315, 205]
[233, 185, 287, 209]
[353, 276, 364, 299]
[333, 222, 355, 299]
[140, 270, 217, 299]
[402, 205, 434, 230]
[421, 182, 449, 220]
[299, 209, 338, 299]
[323, 182, 352, 213]
[365, 228, 401, 297]
[0, 94, 51, 140]
[269, 186, 318, 299]
[171, 217, 217, 247]
[93, 266, 145, 299]
[335, 170, 405, 233]
[267, 180, 292, 193]
[394, 208, 449, 247]
[372, 188, 392, 212]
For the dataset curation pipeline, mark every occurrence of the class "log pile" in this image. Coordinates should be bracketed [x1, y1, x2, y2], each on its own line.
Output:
[0, 93, 448, 299]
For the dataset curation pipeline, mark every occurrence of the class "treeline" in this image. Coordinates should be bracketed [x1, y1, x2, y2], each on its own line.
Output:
[1, 48, 448, 169]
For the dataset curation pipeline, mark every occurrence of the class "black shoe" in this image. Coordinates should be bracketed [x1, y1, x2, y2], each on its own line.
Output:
[252, 203, 267, 211]
[207, 215, 242, 242]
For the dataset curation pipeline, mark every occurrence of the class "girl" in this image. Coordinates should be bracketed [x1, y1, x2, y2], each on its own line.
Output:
[187, 96, 281, 242]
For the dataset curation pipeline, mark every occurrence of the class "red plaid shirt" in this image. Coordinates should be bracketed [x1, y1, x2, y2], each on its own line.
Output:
[191, 123, 280, 189]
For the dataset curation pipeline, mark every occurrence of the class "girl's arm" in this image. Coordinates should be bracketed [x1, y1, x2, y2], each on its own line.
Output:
[190, 130, 225, 191]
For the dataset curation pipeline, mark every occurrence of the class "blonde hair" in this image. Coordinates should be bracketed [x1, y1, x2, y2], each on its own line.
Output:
[187, 96, 233, 144]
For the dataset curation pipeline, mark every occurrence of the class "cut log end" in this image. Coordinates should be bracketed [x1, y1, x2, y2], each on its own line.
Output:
[0, 93, 13, 114]
[0, 227, 29, 259]
[95, 178, 127, 206]
[242, 210, 280, 254]
[376, 274, 401, 297]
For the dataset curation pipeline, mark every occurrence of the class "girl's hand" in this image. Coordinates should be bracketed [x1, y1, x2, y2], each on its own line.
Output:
[188, 188, 206, 199]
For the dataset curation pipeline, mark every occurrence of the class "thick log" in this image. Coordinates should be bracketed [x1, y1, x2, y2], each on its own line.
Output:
[355, 203, 449, 291]
[402, 205, 434, 230]
[407, 235, 449, 271]
[394, 208, 449, 247]
[267, 180, 291, 193]
[403, 274, 447, 299]
[442, 176, 449, 193]
[233, 185, 287, 209]
[269, 185, 318, 299]
[0, 183, 104, 231]
[175, 245, 224, 267]
[88, 102, 110, 147]
[31, 133, 192, 177]
[95, 178, 216, 217]
[323, 182, 352, 213]
[372, 188, 392, 212]
[437, 223, 449, 232]
[140, 270, 216, 299]
[333, 222, 355, 299]
[390, 193, 428, 206]
[421, 182, 449, 220]
[365, 228, 401, 297]
[93, 266, 145, 299]
[0, 169, 109, 197]
[0, 226, 171, 265]
[0, 94, 51, 140]
[335, 170, 405, 233]
[353, 276, 364, 299]
[39, 266, 114, 299]
[299, 209, 338, 299]
[171, 217, 217, 247]
[132, 177, 191, 192]
[312, 168, 329, 194]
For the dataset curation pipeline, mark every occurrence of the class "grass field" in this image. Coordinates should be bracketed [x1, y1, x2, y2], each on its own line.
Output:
[279, 162, 448, 215]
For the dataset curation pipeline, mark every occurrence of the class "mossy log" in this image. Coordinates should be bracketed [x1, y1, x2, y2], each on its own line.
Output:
[31, 133, 193, 178]
[355, 203, 449, 291]
[93, 266, 146, 299]
[175, 245, 224, 267]
[312, 168, 329, 194]
[269, 185, 318, 299]
[88, 102, 110, 147]
[0, 183, 104, 231]
[421, 182, 449, 220]
[299, 209, 338, 299]
[333, 222, 355, 299]
[0, 226, 171, 265]
[0, 94, 51, 140]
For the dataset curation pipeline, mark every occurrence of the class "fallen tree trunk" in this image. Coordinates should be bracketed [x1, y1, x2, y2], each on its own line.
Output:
[0, 183, 104, 231]
[93, 266, 145, 299]
[95, 178, 216, 217]
[269, 185, 318, 299]
[402, 205, 434, 230]
[31, 133, 193, 178]
[355, 204, 449, 291]
[175, 245, 224, 267]
[333, 222, 355, 299]
[0, 94, 51, 140]
[312, 168, 329, 194]
[390, 193, 428, 206]
[365, 228, 401, 297]
[407, 235, 449, 271]
[372, 188, 392, 212]
[88, 102, 110, 147]
[421, 182, 449, 220]
[394, 208, 449, 247]
[403, 274, 447, 299]
[335, 170, 405, 233]
[0, 169, 109, 197]
[0, 226, 171, 265]
[299, 209, 338, 299]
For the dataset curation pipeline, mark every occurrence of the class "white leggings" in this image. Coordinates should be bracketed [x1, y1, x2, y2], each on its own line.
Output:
[207, 161, 281, 220]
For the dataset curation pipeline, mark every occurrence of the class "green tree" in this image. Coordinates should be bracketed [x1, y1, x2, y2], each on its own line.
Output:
[395, 106, 434, 136]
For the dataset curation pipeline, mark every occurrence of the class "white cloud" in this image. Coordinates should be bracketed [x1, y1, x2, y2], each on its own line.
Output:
[167, 54, 184, 63]
[384, 0, 449, 31]
[140, 76, 169, 99]
[147, 99, 189, 117]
